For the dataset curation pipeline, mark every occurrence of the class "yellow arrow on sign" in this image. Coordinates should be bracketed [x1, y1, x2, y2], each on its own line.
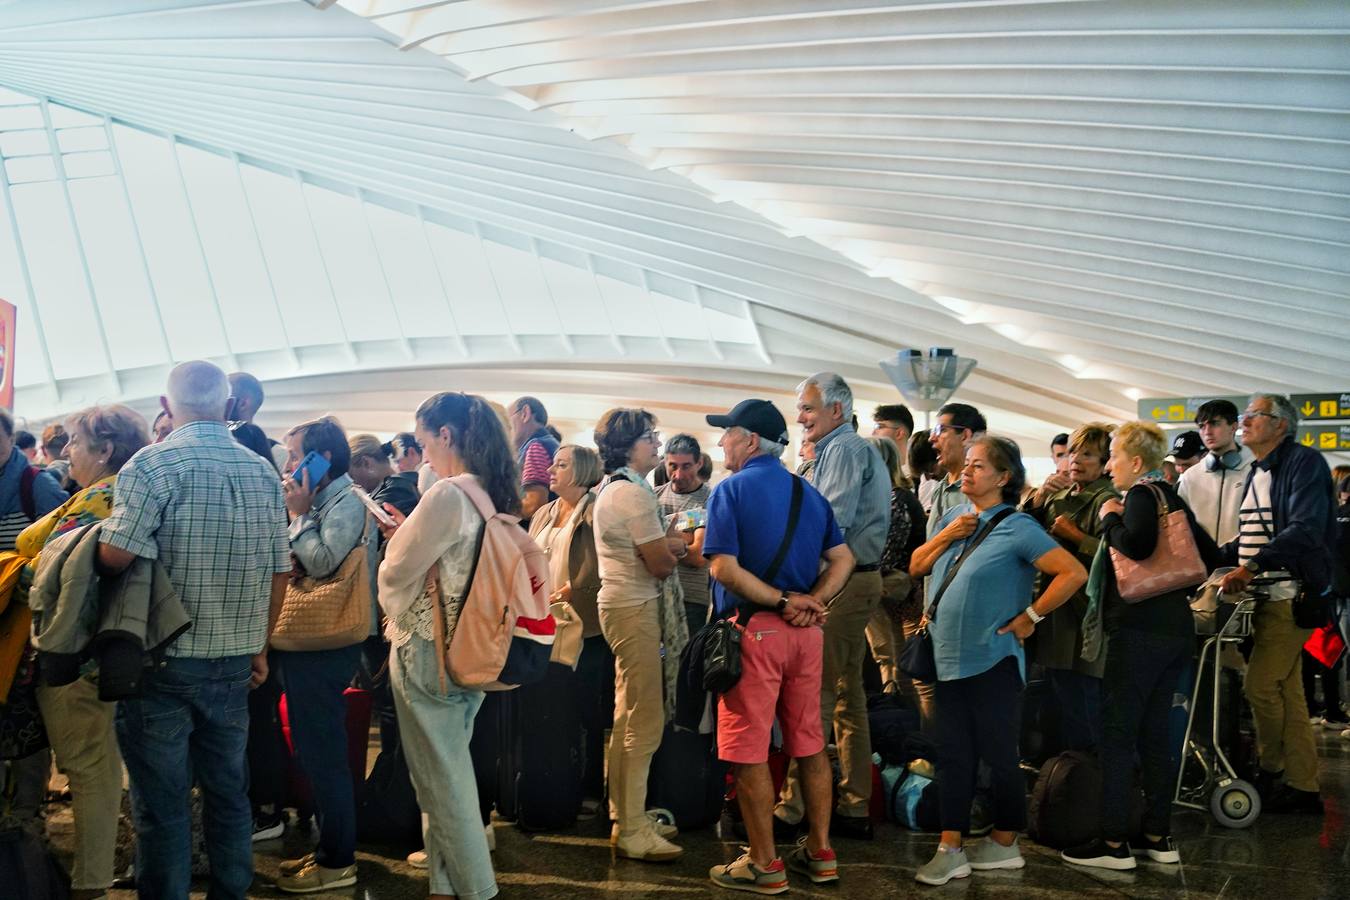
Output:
[1152, 407, 1164, 418]
[1301, 433, 1315, 446]
[1301, 401, 1315, 416]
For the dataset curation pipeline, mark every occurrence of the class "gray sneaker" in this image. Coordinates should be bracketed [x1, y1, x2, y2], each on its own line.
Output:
[915, 846, 971, 886]
[966, 837, 1025, 870]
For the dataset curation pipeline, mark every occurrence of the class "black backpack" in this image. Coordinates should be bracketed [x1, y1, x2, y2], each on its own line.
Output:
[1027, 751, 1102, 849]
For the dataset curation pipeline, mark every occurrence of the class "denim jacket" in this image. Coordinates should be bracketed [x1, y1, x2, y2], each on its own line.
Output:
[1222, 438, 1339, 593]
[289, 473, 379, 633]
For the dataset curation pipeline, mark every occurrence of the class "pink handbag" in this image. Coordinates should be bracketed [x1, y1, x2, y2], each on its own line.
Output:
[1110, 482, 1207, 603]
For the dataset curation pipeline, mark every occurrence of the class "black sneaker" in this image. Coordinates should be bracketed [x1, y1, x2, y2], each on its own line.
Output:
[252, 816, 285, 842]
[828, 813, 874, 841]
[1130, 835, 1180, 864]
[1062, 839, 1137, 871]
[1266, 786, 1323, 815]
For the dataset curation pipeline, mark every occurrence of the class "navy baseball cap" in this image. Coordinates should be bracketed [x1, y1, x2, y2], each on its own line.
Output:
[1169, 430, 1205, 461]
[706, 399, 789, 445]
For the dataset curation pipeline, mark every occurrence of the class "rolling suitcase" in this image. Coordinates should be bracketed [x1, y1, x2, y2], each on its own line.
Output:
[648, 722, 727, 830]
[497, 662, 584, 832]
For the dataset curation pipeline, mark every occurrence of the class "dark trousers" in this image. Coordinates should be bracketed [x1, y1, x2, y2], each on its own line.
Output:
[363, 635, 401, 753]
[470, 692, 504, 825]
[277, 644, 362, 868]
[246, 654, 286, 817]
[1301, 649, 1343, 720]
[576, 634, 616, 799]
[1048, 667, 1102, 752]
[1100, 627, 1191, 841]
[933, 656, 1026, 834]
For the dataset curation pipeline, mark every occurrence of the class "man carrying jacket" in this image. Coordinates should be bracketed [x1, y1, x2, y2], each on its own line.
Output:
[1218, 393, 1337, 815]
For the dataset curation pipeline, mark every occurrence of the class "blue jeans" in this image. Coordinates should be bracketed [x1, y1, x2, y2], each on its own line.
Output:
[116, 655, 254, 900]
[276, 644, 362, 868]
[392, 635, 497, 900]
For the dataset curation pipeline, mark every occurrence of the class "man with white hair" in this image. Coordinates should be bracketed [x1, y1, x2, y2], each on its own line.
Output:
[98, 360, 292, 898]
[774, 372, 890, 841]
[702, 399, 854, 892]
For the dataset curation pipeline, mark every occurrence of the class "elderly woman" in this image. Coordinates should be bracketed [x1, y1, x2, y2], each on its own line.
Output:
[592, 408, 686, 862]
[528, 444, 608, 813]
[22, 405, 147, 899]
[1061, 421, 1219, 872]
[1022, 422, 1119, 753]
[909, 436, 1086, 885]
[273, 417, 377, 893]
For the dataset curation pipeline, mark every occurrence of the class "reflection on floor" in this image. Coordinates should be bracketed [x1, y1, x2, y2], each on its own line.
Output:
[80, 730, 1349, 899]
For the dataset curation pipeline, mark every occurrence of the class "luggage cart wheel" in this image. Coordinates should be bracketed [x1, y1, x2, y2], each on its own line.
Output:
[1210, 780, 1260, 829]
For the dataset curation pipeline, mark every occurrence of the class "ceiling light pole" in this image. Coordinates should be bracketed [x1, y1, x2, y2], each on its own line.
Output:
[879, 348, 978, 429]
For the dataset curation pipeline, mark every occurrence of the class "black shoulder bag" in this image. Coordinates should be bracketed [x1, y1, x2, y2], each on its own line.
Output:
[899, 508, 1015, 684]
[703, 475, 805, 693]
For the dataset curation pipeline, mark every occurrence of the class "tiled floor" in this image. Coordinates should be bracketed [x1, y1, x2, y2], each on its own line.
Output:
[79, 728, 1350, 899]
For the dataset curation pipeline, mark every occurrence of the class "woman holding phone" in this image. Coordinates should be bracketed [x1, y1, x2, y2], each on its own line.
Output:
[273, 417, 378, 893]
[377, 392, 519, 900]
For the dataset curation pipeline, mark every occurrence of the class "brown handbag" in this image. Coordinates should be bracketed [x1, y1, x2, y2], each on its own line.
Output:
[1109, 482, 1207, 603]
[271, 542, 371, 651]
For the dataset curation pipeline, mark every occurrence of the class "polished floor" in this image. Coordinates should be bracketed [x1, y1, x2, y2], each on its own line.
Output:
[65, 725, 1349, 900]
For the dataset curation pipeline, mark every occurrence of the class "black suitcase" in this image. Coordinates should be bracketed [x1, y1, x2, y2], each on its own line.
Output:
[498, 662, 584, 832]
[647, 722, 727, 831]
[357, 744, 423, 846]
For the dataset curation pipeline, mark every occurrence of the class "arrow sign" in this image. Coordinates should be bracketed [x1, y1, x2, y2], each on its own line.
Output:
[1137, 395, 1247, 423]
[1302, 432, 1315, 446]
[1301, 401, 1316, 416]
[1296, 424, 1350, 452]
[1292, 392, 1350, 421]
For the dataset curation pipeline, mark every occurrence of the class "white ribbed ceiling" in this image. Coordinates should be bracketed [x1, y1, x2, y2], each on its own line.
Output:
[0, 0, 1346, 450]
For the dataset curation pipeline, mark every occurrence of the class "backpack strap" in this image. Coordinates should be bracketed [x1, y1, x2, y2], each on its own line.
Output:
[19, 466, 38, 522]
[448, 474, 498, 520]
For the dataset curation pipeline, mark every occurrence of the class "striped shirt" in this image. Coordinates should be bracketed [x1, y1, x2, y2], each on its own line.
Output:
[1238, 467, 1293, 588]
[100, 421, 292, 658]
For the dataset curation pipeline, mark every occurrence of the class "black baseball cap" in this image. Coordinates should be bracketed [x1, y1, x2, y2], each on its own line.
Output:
[1168, 430, 1205, 461]
[706, 399, 789, 445]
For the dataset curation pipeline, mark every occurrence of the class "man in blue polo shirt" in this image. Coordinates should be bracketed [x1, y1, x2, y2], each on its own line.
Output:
[701, 399, 855, 894]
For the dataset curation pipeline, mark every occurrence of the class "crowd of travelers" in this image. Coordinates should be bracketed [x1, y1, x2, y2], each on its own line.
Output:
[0, 361, 1345, 898]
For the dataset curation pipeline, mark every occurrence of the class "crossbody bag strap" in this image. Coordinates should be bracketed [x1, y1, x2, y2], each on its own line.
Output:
[735, 474, 804, 625]
[926, 507, 1015, 620]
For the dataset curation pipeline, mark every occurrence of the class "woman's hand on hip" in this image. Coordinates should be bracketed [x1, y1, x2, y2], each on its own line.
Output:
[997, 612, 1035, 642]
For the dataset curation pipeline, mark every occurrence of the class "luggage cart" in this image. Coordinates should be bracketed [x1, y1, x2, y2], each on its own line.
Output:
[1174, 574, 1267, 828]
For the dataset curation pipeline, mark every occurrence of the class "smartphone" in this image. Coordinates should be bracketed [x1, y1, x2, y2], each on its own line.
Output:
[351, 484, 397, 527]
[292, 450, 330, 489]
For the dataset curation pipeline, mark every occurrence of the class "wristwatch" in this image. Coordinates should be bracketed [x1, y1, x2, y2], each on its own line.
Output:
[776, 593, 790, 613]
[1241, 559, 1261, 575]
[1024, 604, 1045, 624]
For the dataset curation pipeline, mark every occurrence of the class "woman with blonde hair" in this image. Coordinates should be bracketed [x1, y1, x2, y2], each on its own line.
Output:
[527, 444, 609, 814]
[378, 392, 520, 900]
[23, 405, 147, 899]
[1062, 421, 1219, 871]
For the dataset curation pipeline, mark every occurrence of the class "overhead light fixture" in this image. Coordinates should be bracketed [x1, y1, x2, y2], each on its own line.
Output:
[879, 347, 978, 412]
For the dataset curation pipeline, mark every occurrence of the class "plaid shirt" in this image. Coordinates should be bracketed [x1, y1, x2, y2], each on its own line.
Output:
[100, 420, 291, 659]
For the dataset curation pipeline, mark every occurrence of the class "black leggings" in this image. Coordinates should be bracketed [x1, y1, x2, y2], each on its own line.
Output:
[933, 656, 1026, 834]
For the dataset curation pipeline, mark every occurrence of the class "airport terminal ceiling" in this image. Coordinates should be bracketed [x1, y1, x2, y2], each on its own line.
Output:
[0, 0, 1345, 456]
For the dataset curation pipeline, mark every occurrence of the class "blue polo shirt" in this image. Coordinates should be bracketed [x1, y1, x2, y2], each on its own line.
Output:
[929, 502, 1059, 681]
[703, 454, 845, 616]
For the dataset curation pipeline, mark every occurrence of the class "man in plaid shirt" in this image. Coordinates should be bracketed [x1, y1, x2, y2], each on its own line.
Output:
[98, 360, 291, 899]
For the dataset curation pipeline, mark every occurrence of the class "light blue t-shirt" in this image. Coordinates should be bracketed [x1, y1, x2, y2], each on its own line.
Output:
[929, 502, 1059, 682]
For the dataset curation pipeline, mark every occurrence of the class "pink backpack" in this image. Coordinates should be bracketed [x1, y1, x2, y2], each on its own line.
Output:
[429, 475, 555, 692]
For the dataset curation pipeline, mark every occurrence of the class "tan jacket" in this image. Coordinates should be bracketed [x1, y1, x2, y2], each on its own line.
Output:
[528, 494, 602, 638]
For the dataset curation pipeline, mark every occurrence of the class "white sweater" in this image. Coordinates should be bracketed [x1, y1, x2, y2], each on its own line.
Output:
[1177, 445, 1256, 547]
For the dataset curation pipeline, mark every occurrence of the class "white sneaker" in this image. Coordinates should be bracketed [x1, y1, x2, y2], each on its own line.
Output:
[406, 850, 427, 870]
[615, 827, 683, 862]
[612, 818, 677, 842]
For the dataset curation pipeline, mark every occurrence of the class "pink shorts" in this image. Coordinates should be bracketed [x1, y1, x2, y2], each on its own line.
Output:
[717, 612, 825, 764]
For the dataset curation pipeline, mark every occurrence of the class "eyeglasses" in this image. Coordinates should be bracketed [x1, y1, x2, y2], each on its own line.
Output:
[640, 430, 661, 444]
[1238, 411, 1278, 424]
[930, 423, 963, 438]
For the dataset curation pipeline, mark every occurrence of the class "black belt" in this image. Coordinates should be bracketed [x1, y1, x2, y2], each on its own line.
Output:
[855, 563, 880, 573]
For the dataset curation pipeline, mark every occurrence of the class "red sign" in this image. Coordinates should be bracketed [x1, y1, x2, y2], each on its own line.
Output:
[0, 299, 14, 411]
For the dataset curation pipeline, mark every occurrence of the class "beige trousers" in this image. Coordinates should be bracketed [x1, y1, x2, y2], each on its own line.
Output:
[36, 675, 122, 890]
[1244, 599, 1320, 792]
[777, 569, 882, 820]
[599, 599, 665, 836]
[865, 570, 915, 691]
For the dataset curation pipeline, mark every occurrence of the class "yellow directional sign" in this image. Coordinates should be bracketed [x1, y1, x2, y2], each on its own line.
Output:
[1296, 424, 1350, 452]
[1292, 393, 1350, 421]
[1138, 396, 1246, 423]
